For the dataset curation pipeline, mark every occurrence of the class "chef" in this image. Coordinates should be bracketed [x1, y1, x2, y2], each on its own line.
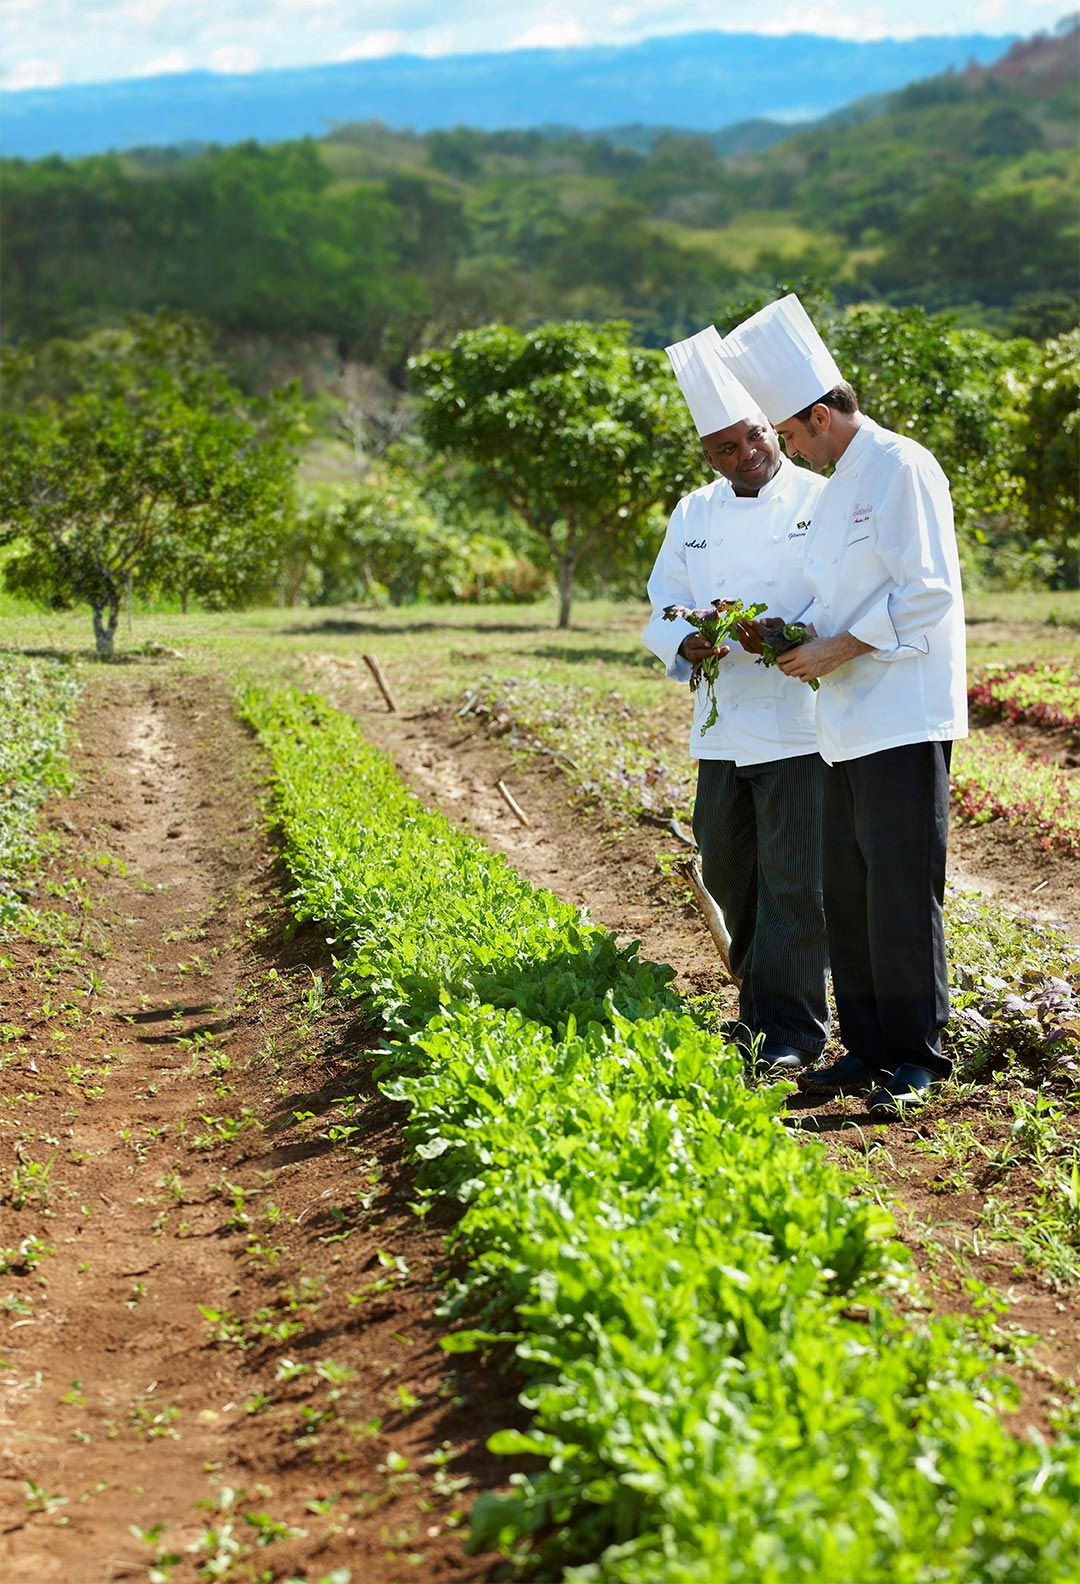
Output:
[643, 325, 829, 1073]
[717, 294, 967, 1116]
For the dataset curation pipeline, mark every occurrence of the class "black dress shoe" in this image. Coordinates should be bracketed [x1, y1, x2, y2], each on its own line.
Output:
[756, 1041, 815, 1073]
[800, 1054, 887, 1095]
[868, 1063, 937, 1118]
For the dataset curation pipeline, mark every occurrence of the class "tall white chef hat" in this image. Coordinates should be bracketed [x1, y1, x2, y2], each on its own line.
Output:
[717, 293, 845, 425]
[665, 325, 760, 437]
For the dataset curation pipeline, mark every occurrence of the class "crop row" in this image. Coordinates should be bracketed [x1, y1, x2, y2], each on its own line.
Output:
[240, 684, 1078, 1583]
[0, 657, 81, 930]
[951, 733, 1080, 858]
[969, 663, 1080, 732]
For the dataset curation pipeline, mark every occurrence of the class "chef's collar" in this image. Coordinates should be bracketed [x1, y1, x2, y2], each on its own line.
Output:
[834, 417, 877, 477]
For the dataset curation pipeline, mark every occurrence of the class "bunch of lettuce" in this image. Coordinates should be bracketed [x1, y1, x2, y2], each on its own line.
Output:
[663, 599, 766, 731]
[756, 619, 820, 691]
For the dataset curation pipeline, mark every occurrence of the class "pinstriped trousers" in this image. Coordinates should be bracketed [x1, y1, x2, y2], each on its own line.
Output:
[693, 753, 830, 1052]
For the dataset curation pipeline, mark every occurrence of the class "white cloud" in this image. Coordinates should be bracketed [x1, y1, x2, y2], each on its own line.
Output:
[133, 47, 191, 75]
[118, 0, 181, 22]
[337, 30, 405, 61]
[743, 4, 905, 43]
[0, 1, 1064, 91]
[511, 20, 589, 49]
[4, 57, 64, 87]
[208, 44, 259, 72]
[415, 29, 457, 57]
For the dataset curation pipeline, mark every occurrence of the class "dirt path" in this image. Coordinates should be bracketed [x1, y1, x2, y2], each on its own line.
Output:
[0, 670, 512, 1583]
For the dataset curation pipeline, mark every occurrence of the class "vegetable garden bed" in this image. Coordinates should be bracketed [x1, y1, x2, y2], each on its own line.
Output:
[968, 664, 1080, 734]
[952, 733, 1080, 858]
[241, 684, 1080, 1583]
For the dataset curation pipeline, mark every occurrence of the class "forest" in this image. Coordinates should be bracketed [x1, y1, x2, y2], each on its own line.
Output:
[3, 26, 1077, 361]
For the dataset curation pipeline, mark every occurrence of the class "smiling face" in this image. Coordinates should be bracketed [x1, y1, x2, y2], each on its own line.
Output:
[700, 414, 781, 496]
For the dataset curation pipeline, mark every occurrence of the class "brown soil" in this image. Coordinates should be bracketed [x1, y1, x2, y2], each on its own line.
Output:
[306, 661, 1079, 1431]
[948, 818, 1079, 942]
[784, 1091, 1079, 1433]
[0, 671, 515, 1583]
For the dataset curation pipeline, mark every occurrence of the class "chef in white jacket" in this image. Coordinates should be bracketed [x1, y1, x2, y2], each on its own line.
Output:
[643, 326, 829, 1071]
[718, 294, 967, 1115]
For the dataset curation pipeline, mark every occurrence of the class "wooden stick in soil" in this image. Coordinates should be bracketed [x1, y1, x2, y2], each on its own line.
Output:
[496, 779, 530, 826]
[678, 856, 740, 986]
[362, 652, 398, 713]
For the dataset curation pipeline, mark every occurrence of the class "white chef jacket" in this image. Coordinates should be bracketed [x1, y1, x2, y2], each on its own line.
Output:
[642, 457, 827, 766]
[796, 418, 968, 766]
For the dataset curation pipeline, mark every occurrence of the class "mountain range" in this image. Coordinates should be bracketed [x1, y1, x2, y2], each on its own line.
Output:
[2, 30, 1018, 159]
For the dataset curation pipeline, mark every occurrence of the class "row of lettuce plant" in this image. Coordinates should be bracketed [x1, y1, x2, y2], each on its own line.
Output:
[0, 656, 81, 932]
[969, 663, 1080, 733]
[951, 733, 1080, 858]
[239, 684, 1078, 1583]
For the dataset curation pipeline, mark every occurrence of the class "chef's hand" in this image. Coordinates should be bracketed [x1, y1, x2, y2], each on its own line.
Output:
[735, 615, 786, 655]
[679, 633, 729, 662]
[777, 632, 872, 681]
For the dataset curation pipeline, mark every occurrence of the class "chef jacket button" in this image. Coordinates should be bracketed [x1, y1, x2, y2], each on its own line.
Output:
[765, 577, 775, 585]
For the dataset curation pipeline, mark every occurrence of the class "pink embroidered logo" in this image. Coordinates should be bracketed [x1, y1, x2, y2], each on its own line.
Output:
[852, 501, 873, 525]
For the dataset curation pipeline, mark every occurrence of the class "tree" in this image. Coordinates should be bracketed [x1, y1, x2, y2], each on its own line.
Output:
[297, 465, 549, 608]
[1013, 329, 1080, 587]
[0, 315, 303, 656]
[410, 321, 702, 627]
[861, 183, 1079, 309]
[0, 142, 419, 357]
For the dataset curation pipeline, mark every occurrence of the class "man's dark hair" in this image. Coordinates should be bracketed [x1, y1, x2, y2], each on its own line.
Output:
[793, 381, 858, 424]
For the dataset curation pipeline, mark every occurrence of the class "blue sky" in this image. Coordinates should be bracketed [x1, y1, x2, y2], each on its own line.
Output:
[1, 1, 1068, 90]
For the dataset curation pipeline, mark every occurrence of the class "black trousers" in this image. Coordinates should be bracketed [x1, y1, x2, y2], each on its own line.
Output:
[693, 754, 829, 1053]
[823, 741, 953, 1078]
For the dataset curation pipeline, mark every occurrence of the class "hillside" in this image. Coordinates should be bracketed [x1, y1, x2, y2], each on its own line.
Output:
[725, 21, 1079, 314]
[1, 29, 1017, 160]
[2, 24, 1076, 358]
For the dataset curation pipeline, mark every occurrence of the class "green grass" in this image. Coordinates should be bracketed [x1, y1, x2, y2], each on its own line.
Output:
[3, 590, 1075, 699]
